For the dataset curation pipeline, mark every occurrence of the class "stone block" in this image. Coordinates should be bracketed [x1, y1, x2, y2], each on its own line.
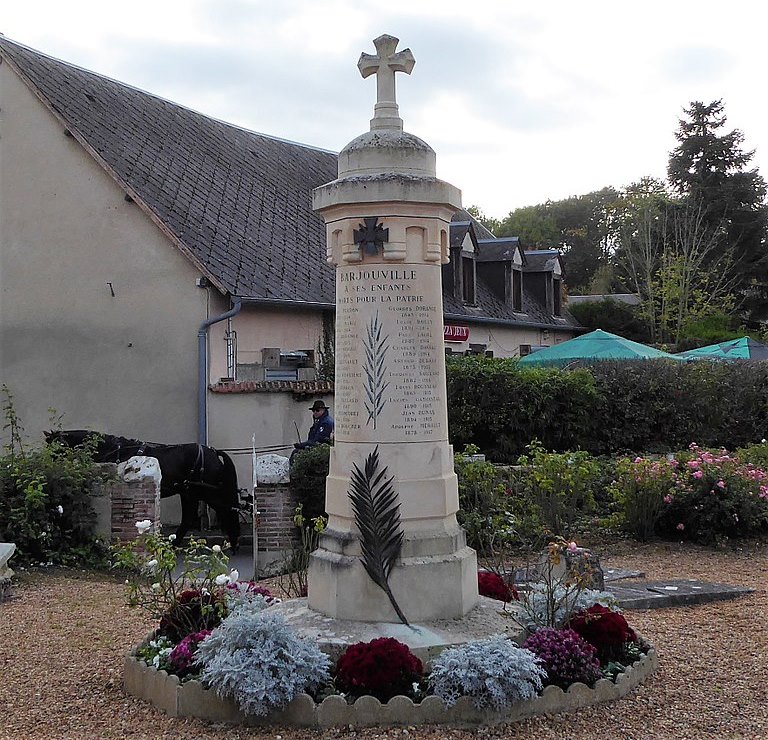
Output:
[539, 546, 604, 590]
[352, 694, 383, 726]
[316, 694, 353, 728]
[382, 695, 419, 725]
[256, 454, 290, 484]
[177, 679, 245, 722]
[279, 693, 316, 726]
[0, 542, 16, 580]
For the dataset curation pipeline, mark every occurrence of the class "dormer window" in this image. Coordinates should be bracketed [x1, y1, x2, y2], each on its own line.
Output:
[462, 252, 476, 305]
[512, 268, 523, 311]
[553, 277, 562, 316]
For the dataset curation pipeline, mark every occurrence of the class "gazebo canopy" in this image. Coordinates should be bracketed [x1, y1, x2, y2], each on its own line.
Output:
[677, 337, 768, 361]
[518, 329, 686, 368]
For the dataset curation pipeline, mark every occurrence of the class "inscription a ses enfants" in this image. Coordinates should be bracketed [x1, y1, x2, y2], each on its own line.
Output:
[339, 268, 423, 304]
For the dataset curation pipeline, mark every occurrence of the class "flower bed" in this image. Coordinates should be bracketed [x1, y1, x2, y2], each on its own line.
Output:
[123, 637, 657, 728]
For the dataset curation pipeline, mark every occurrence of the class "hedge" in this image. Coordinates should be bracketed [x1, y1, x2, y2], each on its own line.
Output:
[446, 357, 768, 461]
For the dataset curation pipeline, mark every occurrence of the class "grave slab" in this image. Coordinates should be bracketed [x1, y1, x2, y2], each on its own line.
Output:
[611, 578, 754, 609]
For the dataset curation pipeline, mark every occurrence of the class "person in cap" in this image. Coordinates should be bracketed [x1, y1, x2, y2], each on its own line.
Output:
[293, 400, 334, 453]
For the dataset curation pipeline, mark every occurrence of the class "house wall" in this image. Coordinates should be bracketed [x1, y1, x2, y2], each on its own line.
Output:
[0, 57, 213, 539]
[208, 389, 334, 492]
[444, 323, 574, 357]
[208, 306, 326, 382]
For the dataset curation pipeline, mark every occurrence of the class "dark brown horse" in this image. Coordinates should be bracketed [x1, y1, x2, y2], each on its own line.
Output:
[46, 430, 241, 552]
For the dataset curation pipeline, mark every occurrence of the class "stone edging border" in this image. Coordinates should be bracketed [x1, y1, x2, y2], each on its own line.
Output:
[124, 640, 658, 728]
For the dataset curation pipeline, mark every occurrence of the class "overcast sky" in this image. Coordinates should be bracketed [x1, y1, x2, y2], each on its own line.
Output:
[3, 1, 766, 219]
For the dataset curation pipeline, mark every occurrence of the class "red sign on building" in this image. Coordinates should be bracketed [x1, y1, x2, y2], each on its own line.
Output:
[444, 325, 470, 342]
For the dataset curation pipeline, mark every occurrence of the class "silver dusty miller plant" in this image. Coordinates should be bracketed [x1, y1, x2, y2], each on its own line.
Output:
[428, 634, 545, 710]
[195, 612, 331, 716]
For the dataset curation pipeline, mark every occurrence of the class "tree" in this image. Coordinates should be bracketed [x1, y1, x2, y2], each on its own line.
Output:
[667, 100, 768, 317]
[612, 181, 737, 343]
[465, 205, 501, 236]
[496, 188, 619, 292]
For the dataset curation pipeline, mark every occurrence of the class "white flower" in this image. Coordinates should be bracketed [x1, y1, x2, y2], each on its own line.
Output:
[762, 439, 767, 444]
[135, 519, 152, 534]
[145, 559, 158, 571]
[212, 545, 222, 553]
[151, 582, 161, 592]
[215, 574, 229, 586]
[168, 534, 176, 541]
[56, 505, 64, 514]
[229, 569, 239, 584]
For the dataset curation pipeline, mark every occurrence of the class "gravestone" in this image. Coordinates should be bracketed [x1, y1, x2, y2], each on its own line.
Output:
[308, 35, 478, 623]
[0, 542, 16, 602]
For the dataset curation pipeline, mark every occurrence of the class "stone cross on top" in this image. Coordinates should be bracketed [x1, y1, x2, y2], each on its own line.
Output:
[358, 34, 415, 132]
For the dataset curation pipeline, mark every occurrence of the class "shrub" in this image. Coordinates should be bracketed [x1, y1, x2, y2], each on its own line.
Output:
[657, 444, 768, 543]
[454, 451, 516, 555]
[135, 635, 175, 671]
[113, 531, 231, 639]
[610, 456, 678, 540]
[428, 635, 545, 710]
[522, 628, 601, 689]
[196, 612, 331, 716]
[514, 442, 600, 536]
[278, 504, 326, 598]
[445, 358, 768, 458]
[478, 570, 518, 602]
[289, 443, 331, 519]
[446, 356, 597, 460]
[565, 604, 637, 663]
[513, 539, 616, 631]
[335, 638, 423, 702]
[159, 588, 225, 643]
[518, 583, 616, 631]
[0, 389, 111, 566]
[167, 629, 211, 678]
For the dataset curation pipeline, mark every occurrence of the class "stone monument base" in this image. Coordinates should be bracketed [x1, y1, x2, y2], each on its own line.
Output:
[308, 526, 478, 622]
[267, 596, 525, 666]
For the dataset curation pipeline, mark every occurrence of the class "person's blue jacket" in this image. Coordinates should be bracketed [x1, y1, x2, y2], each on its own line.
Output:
[295, 410, 334, 449]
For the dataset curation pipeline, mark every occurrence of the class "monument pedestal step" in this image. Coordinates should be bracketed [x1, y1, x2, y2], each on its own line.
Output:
[268, 596, 525, 666]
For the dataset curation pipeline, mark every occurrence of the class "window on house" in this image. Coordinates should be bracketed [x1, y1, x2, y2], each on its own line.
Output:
[512, 268, 523, 311]
[553, 278, 562, 316]
[462, 253, 476, 304]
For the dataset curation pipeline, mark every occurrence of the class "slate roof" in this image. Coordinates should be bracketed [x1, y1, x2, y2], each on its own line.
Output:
[0, 37, 579, 331]
[0, 37, 339, 304]
[476, 238, 523, 263]
[524, 249, 562, 272]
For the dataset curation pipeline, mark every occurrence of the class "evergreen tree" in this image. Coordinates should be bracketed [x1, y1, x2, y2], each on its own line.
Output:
[667, 100, 768, 316]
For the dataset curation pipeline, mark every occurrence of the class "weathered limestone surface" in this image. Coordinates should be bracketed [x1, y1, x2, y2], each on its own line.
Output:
[308, 34, 477, 624]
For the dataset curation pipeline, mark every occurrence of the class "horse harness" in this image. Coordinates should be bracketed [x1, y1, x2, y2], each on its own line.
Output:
[99, 438, 210, 491]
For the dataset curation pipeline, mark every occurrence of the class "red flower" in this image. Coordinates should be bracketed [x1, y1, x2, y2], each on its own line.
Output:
[566, 604, 637, 662]
[478, 571, 518, 602]
[335, 638, 423, 702]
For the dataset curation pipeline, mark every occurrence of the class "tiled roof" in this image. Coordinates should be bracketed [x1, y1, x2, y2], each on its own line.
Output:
[524, 249, 562, 272]
[210, 380, 334, 394]
[0, 37, 579, 331]
[0, 37, 339, 303]
[475, 237, 522, 263]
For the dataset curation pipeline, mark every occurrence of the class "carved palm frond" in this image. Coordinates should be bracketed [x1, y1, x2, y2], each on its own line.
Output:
[363, 311, 389, 429]
[348, 446, 408, 625]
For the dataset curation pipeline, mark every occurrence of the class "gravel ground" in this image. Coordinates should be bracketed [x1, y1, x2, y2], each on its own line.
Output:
[2, 540, 768, 740]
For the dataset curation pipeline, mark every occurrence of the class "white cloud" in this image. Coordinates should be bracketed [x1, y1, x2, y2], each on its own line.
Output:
[2, 0, 766, 217]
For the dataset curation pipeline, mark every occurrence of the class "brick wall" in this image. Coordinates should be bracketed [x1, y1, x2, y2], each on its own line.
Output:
[252, 485, 300, 552]
[94, 463, 161, 542]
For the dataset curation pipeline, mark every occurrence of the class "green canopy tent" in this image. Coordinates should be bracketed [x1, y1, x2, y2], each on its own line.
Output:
[677, 337, 768, 361]
[518, 329, 686, 368]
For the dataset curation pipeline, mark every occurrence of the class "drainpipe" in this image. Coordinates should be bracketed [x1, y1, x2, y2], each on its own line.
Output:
[198, 296, 242, 445]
